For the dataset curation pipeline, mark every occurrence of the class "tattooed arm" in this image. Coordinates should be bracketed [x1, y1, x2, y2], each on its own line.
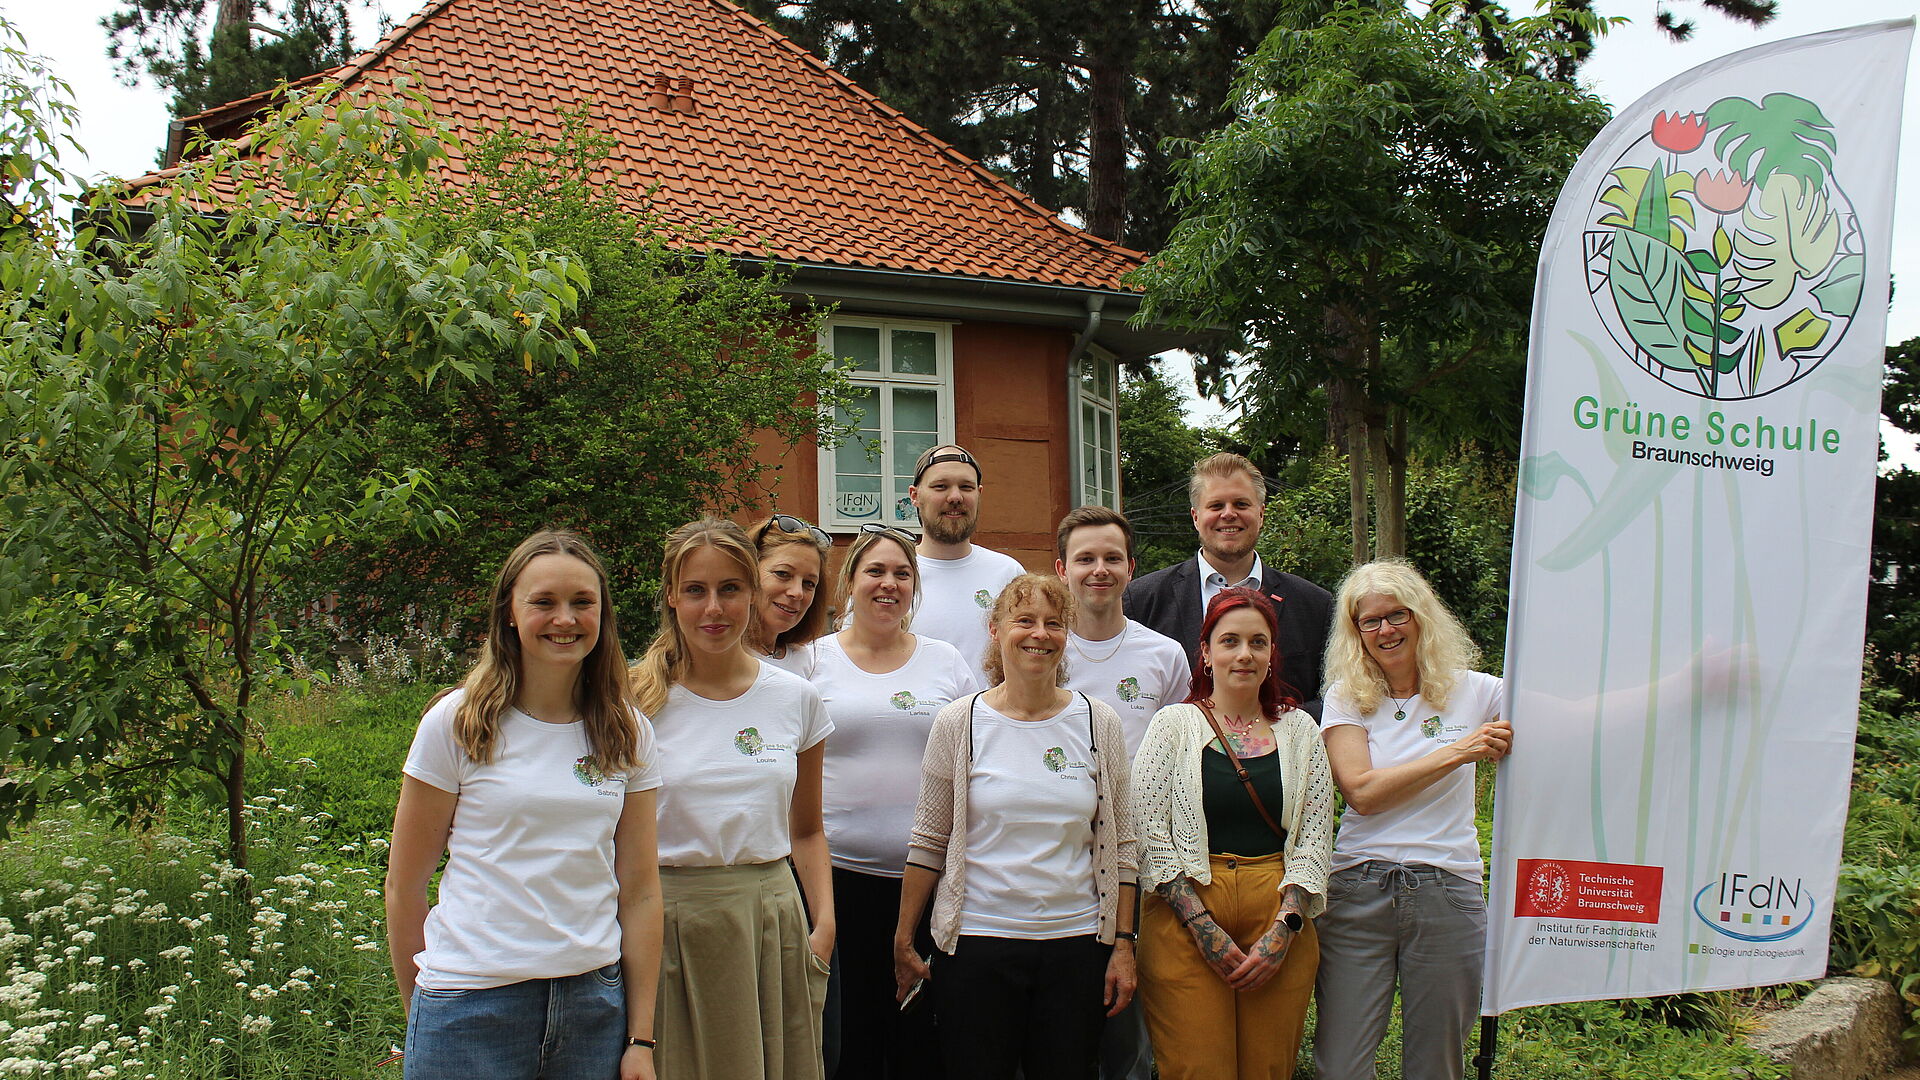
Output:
[1157, 876, 1248, 982]
[1225, 883, 1307, 992]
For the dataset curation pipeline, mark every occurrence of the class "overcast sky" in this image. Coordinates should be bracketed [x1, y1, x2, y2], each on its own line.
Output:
[7, 0, 1918, 450]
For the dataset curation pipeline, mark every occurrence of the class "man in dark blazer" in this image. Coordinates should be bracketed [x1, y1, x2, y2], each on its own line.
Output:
[1123, 452, 1334, 719]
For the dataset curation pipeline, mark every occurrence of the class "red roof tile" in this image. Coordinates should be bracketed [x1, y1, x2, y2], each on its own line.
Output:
[125, 0, 1145, 293]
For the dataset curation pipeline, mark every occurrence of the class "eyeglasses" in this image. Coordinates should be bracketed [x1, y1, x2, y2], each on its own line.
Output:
[1356, 608, 1413, 634]
[767, 514, 832, 547]
[859, 522, 919, 545]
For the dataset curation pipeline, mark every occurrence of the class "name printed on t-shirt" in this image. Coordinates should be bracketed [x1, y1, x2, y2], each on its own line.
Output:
[1041, 746, 1090, 781]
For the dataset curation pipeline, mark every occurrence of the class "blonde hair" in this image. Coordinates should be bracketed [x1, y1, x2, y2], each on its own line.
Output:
[453, 531, 639, 769]
[1324, 558, 1480, 714]
[1188, 452, 1266, 507]
[630, 518, 760, 716]
[835, 527, 920, 632]
[981, 573, 1077, 687]
[747, 515, 833, 653]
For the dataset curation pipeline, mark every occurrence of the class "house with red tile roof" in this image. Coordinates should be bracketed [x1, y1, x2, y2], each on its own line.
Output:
[121, 0, 1202, 567]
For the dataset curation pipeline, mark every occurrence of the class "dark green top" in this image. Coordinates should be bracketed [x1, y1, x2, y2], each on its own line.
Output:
[1202, 744, 1288, 856]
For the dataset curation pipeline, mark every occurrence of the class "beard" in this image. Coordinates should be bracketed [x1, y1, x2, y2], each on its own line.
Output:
[922, 507, 978, 545]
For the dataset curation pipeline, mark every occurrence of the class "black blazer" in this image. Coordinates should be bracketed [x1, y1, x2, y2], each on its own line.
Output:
[1123, 557, 1334, 720]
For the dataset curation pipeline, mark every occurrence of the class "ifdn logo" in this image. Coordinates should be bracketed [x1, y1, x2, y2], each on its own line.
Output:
[1692, 872, 1815, 942]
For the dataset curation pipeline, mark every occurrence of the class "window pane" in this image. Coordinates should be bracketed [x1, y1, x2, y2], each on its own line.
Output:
[834, 473, 884, 521]
[834, 325, 881, 372]
[1079, 356, 1098, 396]
[892, 329, 937, 375]
[1095, 356, 1113, 400]
[834, 387, 881, 476]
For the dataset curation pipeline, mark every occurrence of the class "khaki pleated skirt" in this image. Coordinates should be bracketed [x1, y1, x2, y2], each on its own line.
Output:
[656, 861, 828, 1080]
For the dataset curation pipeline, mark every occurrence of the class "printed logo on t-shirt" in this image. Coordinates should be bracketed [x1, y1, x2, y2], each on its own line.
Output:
[573, 755, 607, 786]
[733, 727, 793, 763]
[1116, 677, 1141, 702]
[973, 589, 992, 608]
[1419, 716, 1444, 740]
[891, 691, 919, 711]
[1042, 747, 1089, 777]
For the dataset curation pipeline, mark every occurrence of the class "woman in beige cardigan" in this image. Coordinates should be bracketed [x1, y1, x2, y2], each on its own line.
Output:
[892, 573, 1137, 1080]
[1131, 586, 1336, 1079]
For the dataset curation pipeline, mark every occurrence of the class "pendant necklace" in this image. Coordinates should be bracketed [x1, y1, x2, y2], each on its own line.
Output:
[1389, 690, 1416, 722]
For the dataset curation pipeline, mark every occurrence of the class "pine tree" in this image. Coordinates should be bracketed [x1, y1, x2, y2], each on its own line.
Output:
[104, 0, 366, 120]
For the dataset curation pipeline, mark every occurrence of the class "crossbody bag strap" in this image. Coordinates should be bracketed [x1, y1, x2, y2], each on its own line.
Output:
[1194, 700, 1286, 842]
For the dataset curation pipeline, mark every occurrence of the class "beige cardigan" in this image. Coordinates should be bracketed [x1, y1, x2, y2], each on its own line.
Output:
[905, 692, 1139, 954]
[1132, 703, 1335, 918]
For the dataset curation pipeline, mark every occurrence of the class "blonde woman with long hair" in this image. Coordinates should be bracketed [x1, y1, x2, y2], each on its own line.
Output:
[632, 518, 835, 1080]
[1315, 559, 1512, 1080]
[386, 530, 663, 1080]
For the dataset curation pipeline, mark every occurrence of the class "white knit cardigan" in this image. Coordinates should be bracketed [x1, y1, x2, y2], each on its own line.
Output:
[1132, 702, 1336, 918]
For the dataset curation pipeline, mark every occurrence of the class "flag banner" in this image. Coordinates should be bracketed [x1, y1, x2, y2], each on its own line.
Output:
[1485, 20, 1914, 1014]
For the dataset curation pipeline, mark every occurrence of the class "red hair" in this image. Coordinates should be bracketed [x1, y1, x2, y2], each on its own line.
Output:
[1184, 586, 1299, 718]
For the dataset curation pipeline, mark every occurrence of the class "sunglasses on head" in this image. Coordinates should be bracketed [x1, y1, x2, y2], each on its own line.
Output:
[859, 522, 919, 545]
[767, 514, 832, 547]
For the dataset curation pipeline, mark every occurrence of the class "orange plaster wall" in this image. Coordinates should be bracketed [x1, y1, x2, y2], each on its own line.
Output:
[734, 316, 1075, 575]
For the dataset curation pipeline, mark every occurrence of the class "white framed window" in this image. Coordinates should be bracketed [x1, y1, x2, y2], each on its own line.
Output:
[818, 317, 955, 531]
[1071, 347, 1120, 509]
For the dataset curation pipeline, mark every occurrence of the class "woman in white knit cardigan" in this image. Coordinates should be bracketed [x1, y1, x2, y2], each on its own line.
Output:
[1131, 586, 1335, 1080]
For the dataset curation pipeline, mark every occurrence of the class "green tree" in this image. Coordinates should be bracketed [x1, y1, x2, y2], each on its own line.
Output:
[0, 75, 590, 866]
[1117, 361, 1222, 573]
[105, 0, 366, 120]
[1133, 3, 1608, 565]
[1868, 335, 1920, 695]
[296, 109, 855, 646]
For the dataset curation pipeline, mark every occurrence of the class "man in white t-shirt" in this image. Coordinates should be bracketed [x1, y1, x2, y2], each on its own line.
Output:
[909, 443, 1024, 684]
[1055, 505, 1191, 760]
[1053, 505, 1185, 1080]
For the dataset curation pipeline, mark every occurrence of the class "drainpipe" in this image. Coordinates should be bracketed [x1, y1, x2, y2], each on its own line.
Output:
[1065, 294, 1105, 368]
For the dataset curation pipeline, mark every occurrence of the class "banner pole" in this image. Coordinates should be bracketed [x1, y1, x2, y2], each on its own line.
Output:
[1473, 1015, 1497, 1080]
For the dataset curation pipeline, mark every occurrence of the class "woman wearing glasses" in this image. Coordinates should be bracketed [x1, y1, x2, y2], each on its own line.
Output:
[1314, 560, 1512, 1080]
[817, 523, 976, 1077]
[749, 514, 835, 678]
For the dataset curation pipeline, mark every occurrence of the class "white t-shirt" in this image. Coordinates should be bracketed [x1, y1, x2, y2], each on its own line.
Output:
[959, 697, 1101, 939]
[1065, 619, 1192, 759]
[762, 640, 818, 680]
[1323, 670, 1503, 883]
[652, 661, 834, 867]
[403, 689, 663, 989]
[914, 546, 1024, 683]
[817, 635, 979, 877]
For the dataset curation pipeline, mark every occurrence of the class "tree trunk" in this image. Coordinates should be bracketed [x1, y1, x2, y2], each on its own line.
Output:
[224, 743, 249, 871]
[215, 0, 254, 34]
[1368, 413, 1393, 560]
[1086, 58, 1127, 241]
[1383, 408, 1408, 557]
[1342, 381, 1370, 567]
[1030, 74, 1058, 210]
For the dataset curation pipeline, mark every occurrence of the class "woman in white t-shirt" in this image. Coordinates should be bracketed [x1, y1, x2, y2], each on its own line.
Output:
[630, 518, 836, 1080]
[748, 513, 834, 679]
[387, 530, 663, 1080]
[1315, 559, 1513, 1080]
[894, 573, 1136, 1079]
[816, 524, 976, 1078]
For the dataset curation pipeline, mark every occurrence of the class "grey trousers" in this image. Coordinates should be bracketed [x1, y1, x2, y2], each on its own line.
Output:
[1312, 861, 1486, 1080]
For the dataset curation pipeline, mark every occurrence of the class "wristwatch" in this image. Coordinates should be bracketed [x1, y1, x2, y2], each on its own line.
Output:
[1279, 910, 1304, 932]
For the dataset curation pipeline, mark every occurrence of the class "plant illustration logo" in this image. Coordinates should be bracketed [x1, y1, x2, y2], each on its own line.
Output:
[1525, 862, 1573, 916]
[1419, 716, 1443, 740]
[1116, 677, 1141, 702]
[974, 589, 992, 608]
[1043, 747, 1067, 773]
[1587, 96, 1861, 400]
[890, 691, 919, 711]
[1691, 872, 1814, 943]
[573, 755, 606, 787]
[734, 728, 765, 757]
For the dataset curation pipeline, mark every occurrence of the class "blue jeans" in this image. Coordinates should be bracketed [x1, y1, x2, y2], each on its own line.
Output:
[406, 964, 626, 1080]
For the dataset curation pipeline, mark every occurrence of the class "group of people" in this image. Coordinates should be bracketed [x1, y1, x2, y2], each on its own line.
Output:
[384, 446, 1514, 1080]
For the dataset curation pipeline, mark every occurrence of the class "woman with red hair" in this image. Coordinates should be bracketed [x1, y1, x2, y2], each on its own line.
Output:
[1130, 587, 1335, 1078]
